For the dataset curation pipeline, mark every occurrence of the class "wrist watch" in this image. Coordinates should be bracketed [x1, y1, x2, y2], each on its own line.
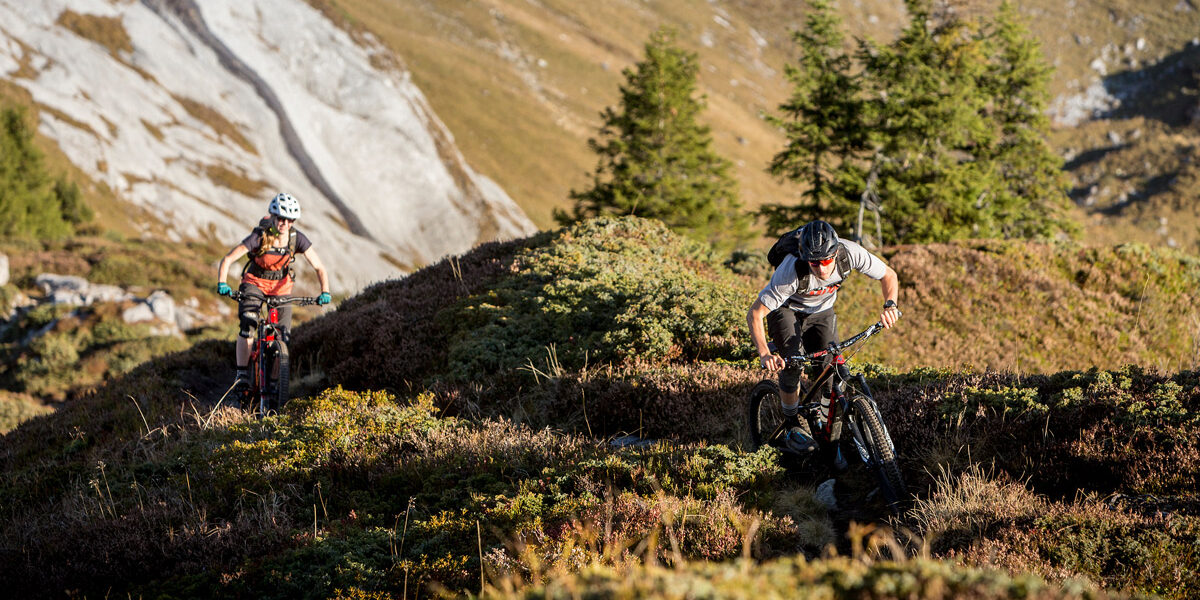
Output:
[883, 299, 898, 309]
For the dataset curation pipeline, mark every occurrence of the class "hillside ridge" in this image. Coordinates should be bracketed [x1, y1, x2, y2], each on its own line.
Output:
[2, 218, 1199, 597]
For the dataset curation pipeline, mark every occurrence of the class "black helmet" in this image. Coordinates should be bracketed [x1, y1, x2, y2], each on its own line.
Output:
[799, 220, 839, 260]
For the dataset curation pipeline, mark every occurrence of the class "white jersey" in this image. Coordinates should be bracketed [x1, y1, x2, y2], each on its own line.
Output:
[757, 239, 888, 314]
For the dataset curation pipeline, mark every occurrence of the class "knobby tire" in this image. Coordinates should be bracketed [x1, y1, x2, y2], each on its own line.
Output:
[747, 379, 784, 449]
[847, 393, 907, 510]
[269, 340, 290, 413]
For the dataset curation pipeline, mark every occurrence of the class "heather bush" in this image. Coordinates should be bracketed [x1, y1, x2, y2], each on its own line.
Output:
[1, 373, 812, 598]
[436, 361, 760, 443]
[876, 365, 1200, 497]
[485, 555, 1133, 600]
[291, 234, 543, 391]
[918, 475, 1200, 600]
[0, 390, 52, 433]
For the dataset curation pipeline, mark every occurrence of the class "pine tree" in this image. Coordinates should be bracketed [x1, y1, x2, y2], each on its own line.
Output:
[768, 0, 1075, 244]
[859, 0, 998, 243]
[0, 106, 85, 239]
[558, 27, 751, 252]
[977, 1, 1076, 240]
[761, 0, 869, 235]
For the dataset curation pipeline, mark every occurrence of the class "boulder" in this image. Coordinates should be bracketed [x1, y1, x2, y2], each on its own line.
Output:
[146, 290, 176, 324]
[36, 274, 89, 304]
[33, 274, 133, 306]
[86, 284, 132, 304]
[122, 302, 157, 324]
[176, 305, 202, 332]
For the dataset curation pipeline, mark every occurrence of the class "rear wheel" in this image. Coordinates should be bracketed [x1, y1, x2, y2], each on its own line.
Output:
[266, 340, 290, 414]
[747, 380, 785, 449]
[845, 393, 907, 511]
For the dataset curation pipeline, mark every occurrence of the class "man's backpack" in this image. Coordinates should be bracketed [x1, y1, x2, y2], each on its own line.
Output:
[767, 227, 852, 283]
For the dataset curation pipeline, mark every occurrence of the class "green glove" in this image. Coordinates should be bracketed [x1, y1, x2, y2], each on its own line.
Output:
[217, 282, 232, 296]
[317, 292, 331, 305]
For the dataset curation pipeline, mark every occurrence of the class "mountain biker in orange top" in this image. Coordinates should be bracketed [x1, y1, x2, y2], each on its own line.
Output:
[746, 220, 899, 452]
[215, 192, 332, 390]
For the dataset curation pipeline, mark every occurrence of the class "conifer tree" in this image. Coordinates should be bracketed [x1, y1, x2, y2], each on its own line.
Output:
[558, 27, 751, 252]
[761, 0, 869, 234]
[0, 106, 89, 239]
[767, 0, 1075, 244]
[977, 1, 1077, 239]
[859, 0, 997, 243]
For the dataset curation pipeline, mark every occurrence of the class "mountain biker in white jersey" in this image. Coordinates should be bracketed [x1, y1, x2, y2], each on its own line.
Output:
[215, 192, 332, 392]
[746, 220, 900, 452]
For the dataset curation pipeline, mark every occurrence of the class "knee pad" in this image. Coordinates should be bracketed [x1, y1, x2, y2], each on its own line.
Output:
[779, 364, 804, 394]
[238, 313, 257, 338]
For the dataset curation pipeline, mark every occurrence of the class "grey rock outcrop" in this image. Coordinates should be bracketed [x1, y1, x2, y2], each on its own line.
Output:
[35, 274, 135, 306]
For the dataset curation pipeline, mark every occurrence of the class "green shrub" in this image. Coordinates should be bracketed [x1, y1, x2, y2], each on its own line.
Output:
[485, 556, 1129, 599]
[939, 385, 1047, 422]
[440, 217, 755, 380]
[13, 331, 84, 394]
[105, 335, 190, 375]
[19, 302, 72, 330]
[90, 319, 147, 346]
[88, 254, 149, 287]
[0, 391, 53, 434]
[0, 283, 18, 314]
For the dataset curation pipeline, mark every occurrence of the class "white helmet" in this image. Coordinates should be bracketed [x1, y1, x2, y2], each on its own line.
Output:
[268, 192, 301, 220]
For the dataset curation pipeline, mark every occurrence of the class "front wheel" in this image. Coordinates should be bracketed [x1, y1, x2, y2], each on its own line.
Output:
[747, 380, 785, 449]
[845, 393, 907, 511]
[265, 340, 290, 414]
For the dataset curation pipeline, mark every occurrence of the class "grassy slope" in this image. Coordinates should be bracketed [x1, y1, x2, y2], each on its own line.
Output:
[294, 221, 1200, 393]
[3, 218, 1197, 598]
[305, 0, 1200, 250]
[8, 1, 1198, 251]
[0, 232, 332, 416]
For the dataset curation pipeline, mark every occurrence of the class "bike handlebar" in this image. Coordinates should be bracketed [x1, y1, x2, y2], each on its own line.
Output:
[783, 309, 902, 366]
[225, 290, 320, 307]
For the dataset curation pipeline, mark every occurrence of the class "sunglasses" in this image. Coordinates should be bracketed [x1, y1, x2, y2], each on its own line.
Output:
[808, 257, 835, 267]
[276, 217, 295, 224]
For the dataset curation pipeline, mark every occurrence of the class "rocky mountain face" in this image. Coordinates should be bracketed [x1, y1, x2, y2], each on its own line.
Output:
[0, 0, 536, 293]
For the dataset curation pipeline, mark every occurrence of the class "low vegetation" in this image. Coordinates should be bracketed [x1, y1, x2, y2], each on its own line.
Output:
[486, 556, 1134, 600]
[2, 217, 1197, 598]
[0, 234, 226, 402]
[298, 217, 1200, 396]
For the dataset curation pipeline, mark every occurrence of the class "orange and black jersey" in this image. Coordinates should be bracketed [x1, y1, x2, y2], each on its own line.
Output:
[240, 228, 312, 296]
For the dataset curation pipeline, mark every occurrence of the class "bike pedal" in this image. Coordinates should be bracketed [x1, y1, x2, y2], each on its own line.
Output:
[784, 430, 817, 454]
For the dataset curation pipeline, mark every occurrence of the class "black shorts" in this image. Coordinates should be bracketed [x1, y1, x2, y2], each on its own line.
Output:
[766, 307, 838, 394]
[237, 282, 292, 341]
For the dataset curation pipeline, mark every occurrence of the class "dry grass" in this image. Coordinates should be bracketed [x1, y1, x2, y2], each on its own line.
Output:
[303, 0, 1200, 248]
[204, 163, 271, 197]
[55, 10, 132, 56]
[170, 94, 257, 156]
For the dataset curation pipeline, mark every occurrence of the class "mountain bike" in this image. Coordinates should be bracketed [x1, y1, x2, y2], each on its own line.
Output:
[747, 318, 907, 511]
[225, 291, 318, 417]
